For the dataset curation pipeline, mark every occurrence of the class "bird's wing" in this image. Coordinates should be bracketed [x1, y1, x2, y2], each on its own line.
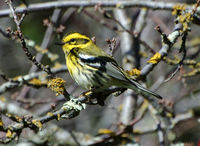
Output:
[104, 60, 128, 81]
[78, 52, 127, 81]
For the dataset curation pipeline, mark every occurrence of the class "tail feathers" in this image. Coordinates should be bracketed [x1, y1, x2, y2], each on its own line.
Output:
[129, 79, 163, 100]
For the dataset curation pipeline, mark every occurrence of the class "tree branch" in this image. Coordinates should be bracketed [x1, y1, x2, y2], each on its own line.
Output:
[0, 1, 197, 18]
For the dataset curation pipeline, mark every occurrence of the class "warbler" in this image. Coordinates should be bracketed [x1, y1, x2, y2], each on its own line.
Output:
[61, 33, 163, 100]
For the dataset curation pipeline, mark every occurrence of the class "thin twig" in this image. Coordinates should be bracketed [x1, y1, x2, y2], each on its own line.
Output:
[164, 27, 187, 82]
[5, 0, 53, 76]
[18, 8, 62, 99]
[0, 26, 11, 38]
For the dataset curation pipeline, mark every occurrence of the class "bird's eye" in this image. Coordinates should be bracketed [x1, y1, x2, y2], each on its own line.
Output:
[70, 39, 75, 42]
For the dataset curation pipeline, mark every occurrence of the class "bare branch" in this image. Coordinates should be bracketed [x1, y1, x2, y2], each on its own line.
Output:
[140, 23, 183, 78]
[0, 66, 67, 94]
[1, 1, 199, 18]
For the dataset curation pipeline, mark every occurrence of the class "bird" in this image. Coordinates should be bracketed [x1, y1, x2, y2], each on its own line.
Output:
[61, 32, 163, 100]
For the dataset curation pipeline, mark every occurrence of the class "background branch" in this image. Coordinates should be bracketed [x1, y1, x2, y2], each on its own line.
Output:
[0, 0, 197, 18]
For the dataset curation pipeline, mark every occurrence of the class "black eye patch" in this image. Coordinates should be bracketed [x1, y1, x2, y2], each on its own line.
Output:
[66, 38, 89, 44]
[70, 38, 75, 42]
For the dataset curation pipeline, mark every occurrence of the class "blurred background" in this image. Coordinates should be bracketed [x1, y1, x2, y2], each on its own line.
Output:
[0, 0, 200, 145]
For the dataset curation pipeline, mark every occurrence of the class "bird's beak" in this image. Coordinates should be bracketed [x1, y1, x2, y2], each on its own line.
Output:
[55, 42, 65, 46]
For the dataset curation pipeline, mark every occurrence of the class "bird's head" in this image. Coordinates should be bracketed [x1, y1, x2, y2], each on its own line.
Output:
[61, 33, 92, 54]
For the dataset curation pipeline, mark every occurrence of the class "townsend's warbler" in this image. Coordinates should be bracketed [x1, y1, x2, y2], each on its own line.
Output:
[61, 33, 163, 100]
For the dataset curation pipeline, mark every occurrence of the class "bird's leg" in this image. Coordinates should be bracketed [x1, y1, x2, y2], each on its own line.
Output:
[78, 86, 101, 105]
[90, 86, 106, 106]
[79, 86, 106, 106]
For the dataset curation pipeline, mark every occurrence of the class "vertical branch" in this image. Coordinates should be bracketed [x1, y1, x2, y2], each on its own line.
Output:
[113, 9, 135, 125]
[133, 8, 148, 68]
[31, 9, 62, 72]
[114, 8, 148, 125]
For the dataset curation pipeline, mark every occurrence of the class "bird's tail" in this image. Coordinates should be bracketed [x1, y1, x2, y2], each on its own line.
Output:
[128, 79, 163, 100]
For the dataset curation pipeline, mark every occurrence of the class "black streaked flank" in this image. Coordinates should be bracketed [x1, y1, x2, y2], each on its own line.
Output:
[93, 73, 103, 86]
[84, 73, 91, 81]
[96, 70, 103, 77]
